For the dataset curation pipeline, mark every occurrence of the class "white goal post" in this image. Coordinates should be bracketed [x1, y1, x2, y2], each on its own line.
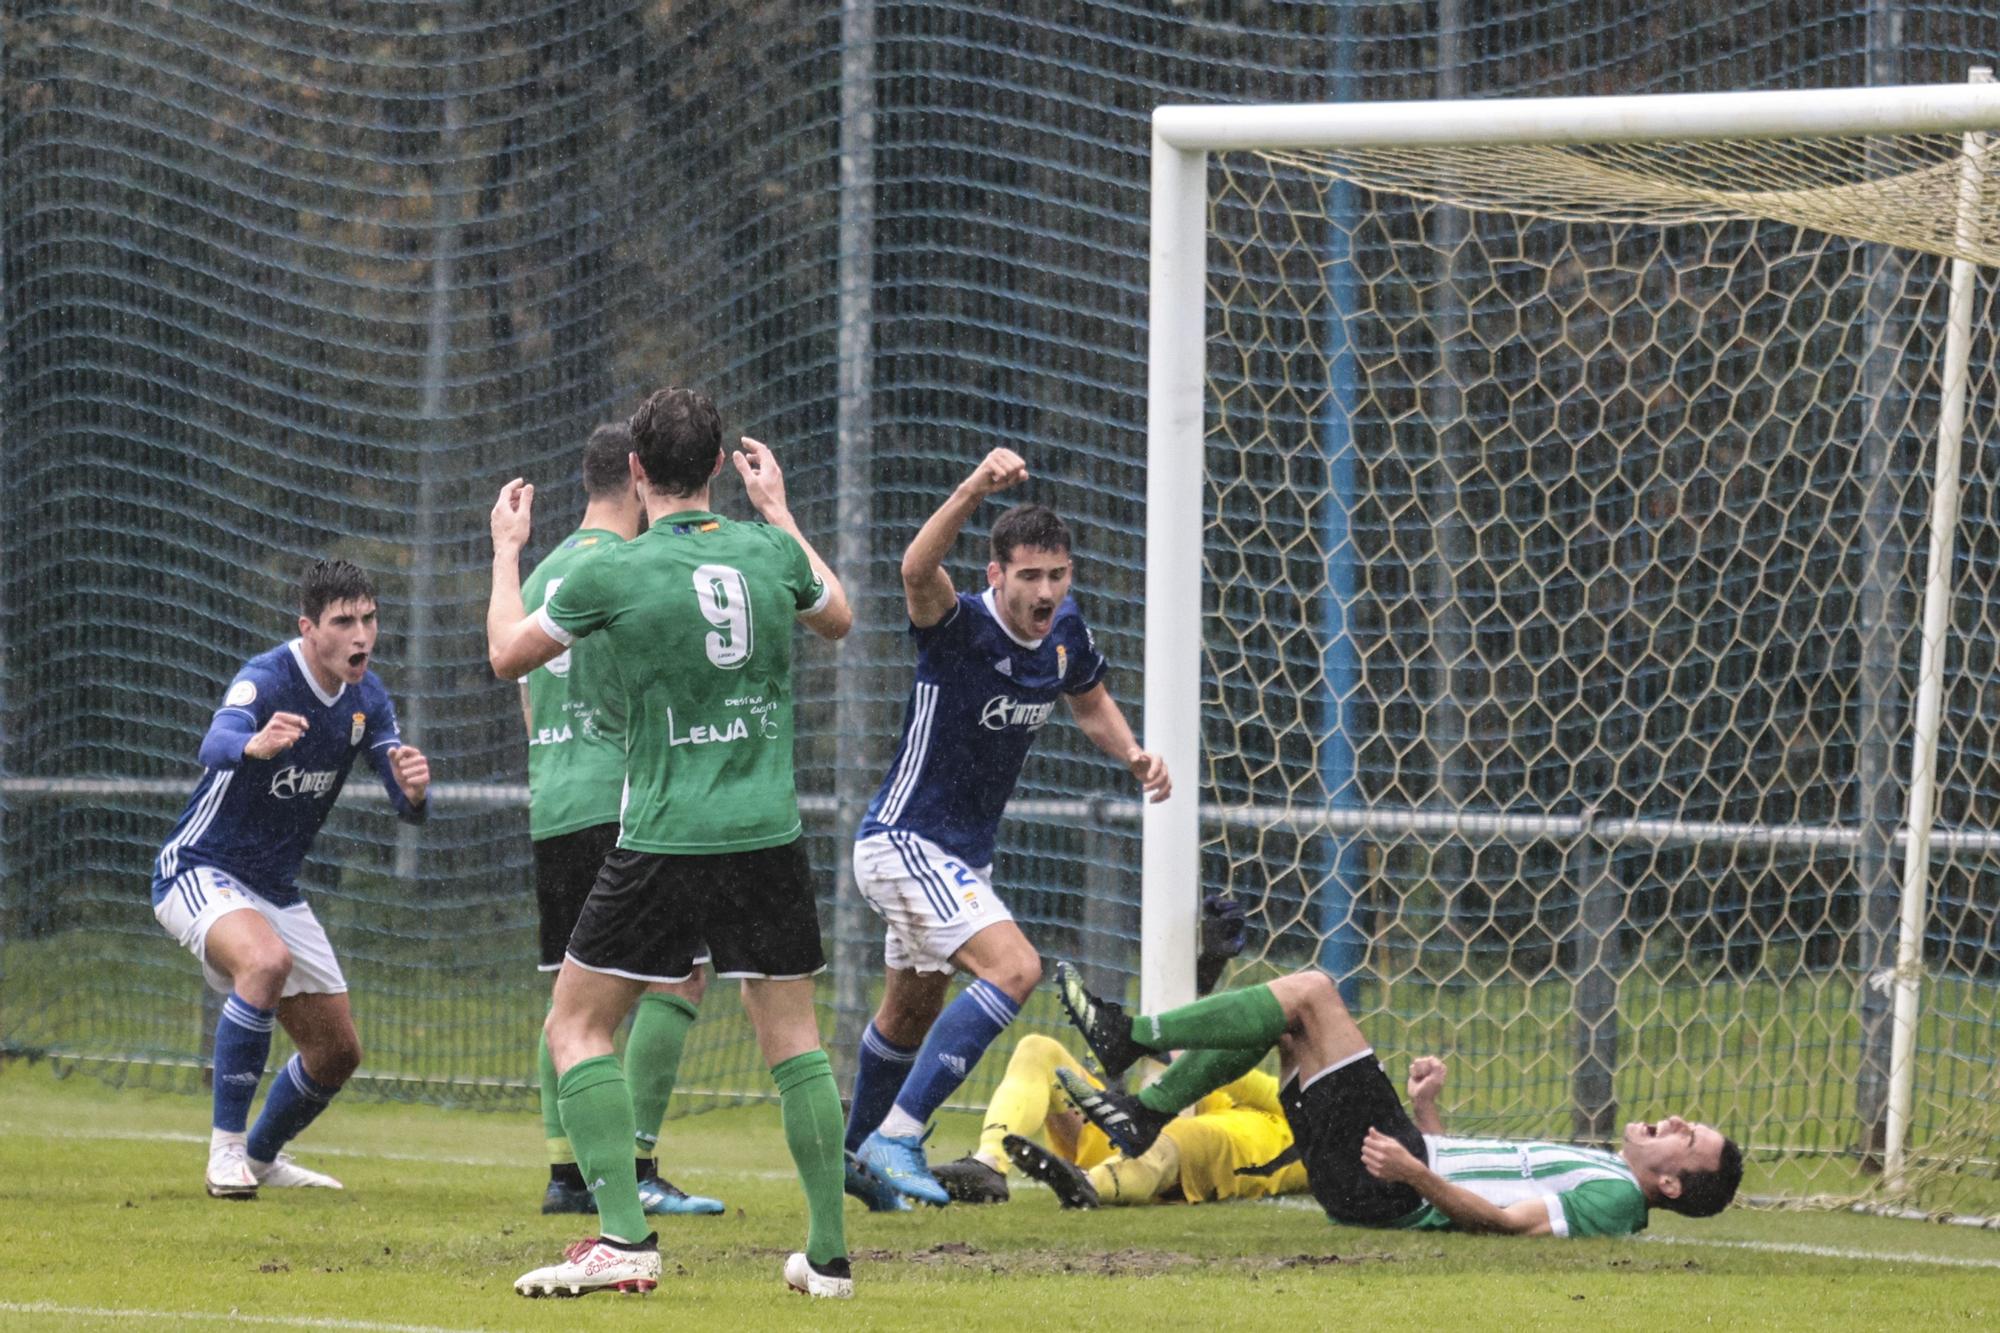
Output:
[1141, 77, 2000, 1197]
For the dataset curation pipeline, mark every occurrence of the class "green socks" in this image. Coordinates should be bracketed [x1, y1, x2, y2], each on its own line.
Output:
[557, 1054, 648, 1242]
[541, 992, 699, 1176]
[772, 1049, 847, 1264]
[1138, 1045, 1270, 1116]
[626, 991, 699, 1160]
[538, 1028, 572, 1169]
[1133, 982, 1287, 1053]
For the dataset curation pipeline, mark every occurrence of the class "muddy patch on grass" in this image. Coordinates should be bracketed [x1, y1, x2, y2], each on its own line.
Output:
[754, 1243, 1404, 1277]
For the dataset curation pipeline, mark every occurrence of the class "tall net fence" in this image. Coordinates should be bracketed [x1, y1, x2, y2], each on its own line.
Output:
[3, 1, 2000, 1194]
[1199, 127, 2000, 1210]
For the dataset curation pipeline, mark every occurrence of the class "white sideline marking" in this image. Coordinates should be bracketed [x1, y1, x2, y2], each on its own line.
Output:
[1262, 1196, 2000, 1269]
[0, 1120, 797, 1178]
[0, 1122, 518, 1168]
[1639, 1235, 2000, 1270]
[0, 1303, 482, 1333]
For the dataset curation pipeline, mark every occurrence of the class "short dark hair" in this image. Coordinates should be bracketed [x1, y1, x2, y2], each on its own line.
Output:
[580, 422, 633, 498]
[1661, 1135, 1743, 1219]
[989, 504, 1071, 566]
[627, 387, 722, 498]
[300, 559, 376, 623]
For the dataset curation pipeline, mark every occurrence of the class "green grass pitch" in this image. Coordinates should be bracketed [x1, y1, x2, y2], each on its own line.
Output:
[1, 1064, 1997, 1331]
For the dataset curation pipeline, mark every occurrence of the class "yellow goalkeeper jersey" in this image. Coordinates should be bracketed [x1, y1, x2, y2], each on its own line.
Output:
[1160, 1070, 1310, 1202]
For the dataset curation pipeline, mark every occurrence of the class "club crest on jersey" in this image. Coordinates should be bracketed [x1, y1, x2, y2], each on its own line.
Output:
[350, 711, 366, 745]
[1056, 644, 1068, 679]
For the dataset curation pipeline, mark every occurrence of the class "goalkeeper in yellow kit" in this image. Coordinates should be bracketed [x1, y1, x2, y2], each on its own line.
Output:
[931, 897, 1308, 1208]
[931, 1033, 1309, 1207]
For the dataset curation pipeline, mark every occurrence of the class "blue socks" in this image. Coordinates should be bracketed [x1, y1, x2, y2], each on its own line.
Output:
[212, 992, 274, 1133]
[247, 1054, 339, 1163]
[886, 980, 1019, 1130]
[845, 1022, 918, 1151]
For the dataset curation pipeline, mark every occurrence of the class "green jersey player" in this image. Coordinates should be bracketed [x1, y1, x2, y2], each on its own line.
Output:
[488, 387, 854, 1301]
[1052, 962, 1743, 1238]
[515, 421, 722, 1220]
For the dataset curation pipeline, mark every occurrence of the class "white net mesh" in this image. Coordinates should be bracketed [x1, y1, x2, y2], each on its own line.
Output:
[1201, 129, 2000, 1210]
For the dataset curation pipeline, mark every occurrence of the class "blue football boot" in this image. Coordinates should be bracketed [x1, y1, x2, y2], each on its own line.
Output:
[856, 1128, 950, 1207]
[638, 1174, 725, 1216]
[844, 1149, 913, 1213]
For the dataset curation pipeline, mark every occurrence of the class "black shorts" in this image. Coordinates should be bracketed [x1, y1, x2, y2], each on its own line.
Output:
[1282, 1050, 1431, 1227]
[566, 840, 825, 983]
[533, 824, 622, 970]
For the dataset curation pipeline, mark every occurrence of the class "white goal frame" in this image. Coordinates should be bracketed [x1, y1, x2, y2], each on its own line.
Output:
[1140, 78, 2000, 1183]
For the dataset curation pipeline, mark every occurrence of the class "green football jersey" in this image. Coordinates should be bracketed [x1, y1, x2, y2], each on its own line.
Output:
[521, 528, 630, 840]
[1402, 1136, 1649, 1238]
[539, 511, 829, 855]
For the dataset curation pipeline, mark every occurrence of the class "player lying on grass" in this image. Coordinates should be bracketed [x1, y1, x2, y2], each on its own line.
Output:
[150, 559, 430, 1200]
[929, 894, 1280, 1207]
[928, 1032, 1309, 1209]
[1052, 963, 1743, 1236]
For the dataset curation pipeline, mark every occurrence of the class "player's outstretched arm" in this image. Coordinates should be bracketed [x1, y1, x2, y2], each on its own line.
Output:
[486, 478, 568, 679]
[899, 447, 1028, 628]
[733, 437, 853, 641]
[1064, 683, 1171, 802]
[1406, 1056, 1447, 1135]
[1360, 1128, 1551, 1236]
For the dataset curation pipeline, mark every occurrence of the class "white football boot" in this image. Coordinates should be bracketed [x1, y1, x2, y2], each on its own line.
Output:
[205, 1139, 259, 1200]
[515, 1235, 661, 1298]
[783, 1252, 854, 1299]
[249, 1153, 344, 1190]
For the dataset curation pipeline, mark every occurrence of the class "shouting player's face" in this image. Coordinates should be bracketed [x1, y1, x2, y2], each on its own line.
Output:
[1621, 1115, 1725, 1195]
[298, 597, 381, 691]
[988, 544, 1071, 641]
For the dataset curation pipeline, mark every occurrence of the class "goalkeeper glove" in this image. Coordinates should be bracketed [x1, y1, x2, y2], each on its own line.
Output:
[1195, 894, 1248, 995]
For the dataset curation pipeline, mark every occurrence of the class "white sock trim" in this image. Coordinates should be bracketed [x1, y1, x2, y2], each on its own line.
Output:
[878, 1106, 925, 1139]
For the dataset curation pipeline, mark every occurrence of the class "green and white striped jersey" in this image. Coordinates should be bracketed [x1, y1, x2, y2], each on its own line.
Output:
[1405, 1136, 1648, 1238]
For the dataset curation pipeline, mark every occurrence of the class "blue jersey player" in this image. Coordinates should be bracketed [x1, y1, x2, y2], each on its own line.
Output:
[150, 559, 431, 1199]
[845, 448, 1170, 1208]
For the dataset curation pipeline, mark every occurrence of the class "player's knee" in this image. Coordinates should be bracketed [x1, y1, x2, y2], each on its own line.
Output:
[990, 948, 1041, 1003]
[544, 1004, 585, 1048]
[309, 1034, 362, 1088]
[1011, 1033, 1067, 1069]
[1277, 968, 1341, 1023]
[234, 944, 293, 1004]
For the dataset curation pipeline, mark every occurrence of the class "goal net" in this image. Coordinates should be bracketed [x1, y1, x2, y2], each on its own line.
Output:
[1153, 85, 2000, 1212]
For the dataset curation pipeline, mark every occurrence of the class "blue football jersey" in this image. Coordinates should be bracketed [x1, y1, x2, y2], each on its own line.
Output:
[151, 640, 419, 908]
[858, 589, 1107, 866]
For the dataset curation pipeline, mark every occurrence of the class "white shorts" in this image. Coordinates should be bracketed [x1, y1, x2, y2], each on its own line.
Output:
[152, 865, 349, 998]
[852, 830, 1013, 974]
